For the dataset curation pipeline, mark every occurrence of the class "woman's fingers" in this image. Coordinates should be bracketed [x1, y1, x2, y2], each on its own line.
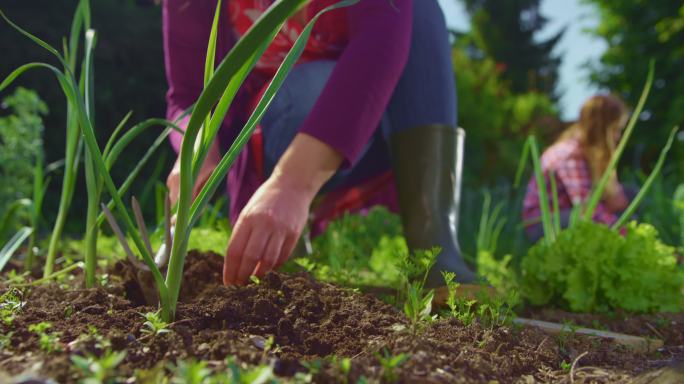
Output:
[254, 232, 285, 278]
[274, 235, 298, 270]
[234, 228, 270, 285]
[223, 219, 252, 285]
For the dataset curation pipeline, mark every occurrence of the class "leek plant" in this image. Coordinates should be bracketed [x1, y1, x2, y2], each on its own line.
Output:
[515, 61, 679, 243]
[1, 1, 181, 287]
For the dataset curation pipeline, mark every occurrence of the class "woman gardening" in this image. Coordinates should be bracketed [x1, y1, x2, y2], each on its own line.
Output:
[164, 0, 477, 286]
[523, 94, 632, 242]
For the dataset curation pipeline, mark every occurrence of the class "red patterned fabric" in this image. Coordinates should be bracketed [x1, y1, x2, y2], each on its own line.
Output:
[230, 0, 348, 74]
[522, 138, 621, 226]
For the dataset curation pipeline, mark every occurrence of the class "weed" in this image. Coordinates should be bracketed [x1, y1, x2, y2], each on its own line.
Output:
[28, 321, 61, 353]
[71, 349, 126, 384]
[140, 310, 170, 336]
[375, 348, 409, 383]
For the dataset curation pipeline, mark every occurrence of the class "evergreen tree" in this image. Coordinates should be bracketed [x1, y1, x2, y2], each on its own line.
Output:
[460, 0, 565, 99]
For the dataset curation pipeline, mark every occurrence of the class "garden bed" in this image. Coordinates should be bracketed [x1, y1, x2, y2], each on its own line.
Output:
[0, 251, 679, 383]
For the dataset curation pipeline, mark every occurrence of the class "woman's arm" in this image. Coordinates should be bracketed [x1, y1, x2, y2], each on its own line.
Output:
[223, 0, 414, 285]
[299, 0, 413, 166]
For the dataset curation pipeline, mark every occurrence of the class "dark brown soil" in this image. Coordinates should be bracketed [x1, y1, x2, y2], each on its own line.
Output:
[0, 251, 677, 383]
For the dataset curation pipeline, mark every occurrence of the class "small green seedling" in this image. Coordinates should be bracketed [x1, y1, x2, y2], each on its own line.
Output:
[0, 288, 24, 325]
[560, 360, 572, 372]
[140, 310, 170, 336]
[249, 275, 261, 285]
[376, 348, 409, 383]
[399, 248, 439, 328]
[476, 290, 518, 329]
[225, 357, 275, 384]
[329, 356, 352, 384]
[170, 359, 211, 384]
[28, 321, 61, 353]
[71, 349, 126, 384]
[294, 257, 317, 274]
[441, 271, 477, 326]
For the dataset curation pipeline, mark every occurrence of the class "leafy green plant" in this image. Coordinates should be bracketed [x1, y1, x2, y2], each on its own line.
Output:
[71, 349, 126, 384]
[28, 321, 61, 353]
[521, 220, 684, 313]
[310, 207, 403, 286]
[375, 349, 409, 383]
[140, 309, 170, 336]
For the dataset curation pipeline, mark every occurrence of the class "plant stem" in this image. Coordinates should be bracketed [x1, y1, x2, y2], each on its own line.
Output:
[83, 183, 99, 288]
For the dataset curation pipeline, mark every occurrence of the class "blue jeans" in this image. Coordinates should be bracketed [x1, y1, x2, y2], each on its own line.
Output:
[260, 0, 457, 192]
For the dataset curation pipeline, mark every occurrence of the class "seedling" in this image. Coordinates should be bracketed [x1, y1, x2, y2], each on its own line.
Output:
[375, 348, 409, 383]
[398, 248, 439, 328]
[170, 359, 211, 384]
[28, 321, 62, 353]
[225, 357, 275, 384]
[441, 271, 477, 326]
[71, 349, 126, 384]
[329, 356, 352, 384]
[140, 310, 170, 336]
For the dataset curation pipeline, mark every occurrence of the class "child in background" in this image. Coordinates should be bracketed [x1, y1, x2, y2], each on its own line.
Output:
[523, 94, 631, 242]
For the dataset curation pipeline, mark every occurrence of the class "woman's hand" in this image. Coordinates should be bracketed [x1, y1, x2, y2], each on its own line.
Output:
[223, 133, 343, 285]
[167, 142, 221, 207]
[222, 174, 313, 285]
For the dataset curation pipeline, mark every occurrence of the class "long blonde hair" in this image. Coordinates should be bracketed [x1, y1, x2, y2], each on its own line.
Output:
[559, 94, 628, 183]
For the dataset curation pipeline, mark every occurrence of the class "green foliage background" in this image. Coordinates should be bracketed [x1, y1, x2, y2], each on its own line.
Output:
[0, 0, 171, 231]
[583, 0, 684, 173]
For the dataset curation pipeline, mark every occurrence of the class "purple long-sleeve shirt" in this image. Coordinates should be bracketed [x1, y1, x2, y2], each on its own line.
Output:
[163, 0, 412, 222]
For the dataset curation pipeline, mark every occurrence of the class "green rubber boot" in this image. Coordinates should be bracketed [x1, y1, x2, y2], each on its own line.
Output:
[390, 125, 477, 286]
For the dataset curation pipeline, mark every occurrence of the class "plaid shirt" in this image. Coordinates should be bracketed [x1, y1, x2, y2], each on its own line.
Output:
[522, 138, 619, 227]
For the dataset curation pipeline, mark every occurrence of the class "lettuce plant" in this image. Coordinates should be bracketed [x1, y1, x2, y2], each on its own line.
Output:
[521, 220, 684, 313]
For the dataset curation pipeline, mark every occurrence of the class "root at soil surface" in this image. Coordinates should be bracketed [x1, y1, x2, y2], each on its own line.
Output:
[0, 251, 677, 383]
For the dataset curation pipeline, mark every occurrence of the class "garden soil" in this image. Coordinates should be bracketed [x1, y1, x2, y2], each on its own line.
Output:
[0, 251, 681, 383]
